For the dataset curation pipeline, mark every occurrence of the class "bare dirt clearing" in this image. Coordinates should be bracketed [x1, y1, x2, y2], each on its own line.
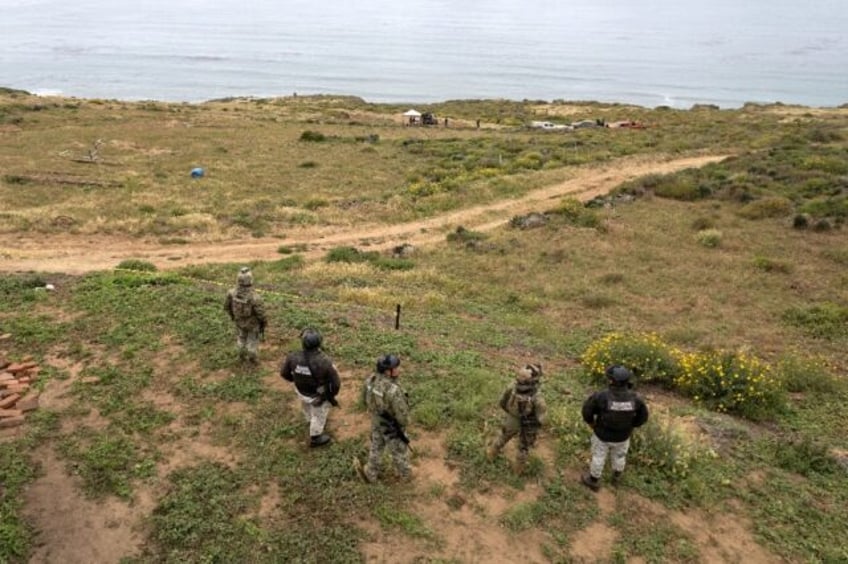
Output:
[0, 154, 726, 275]
[8, 152, 787, 564]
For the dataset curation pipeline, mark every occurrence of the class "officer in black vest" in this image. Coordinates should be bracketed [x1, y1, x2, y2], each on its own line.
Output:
[580, 365, 649, 491]
[280, 328, 341, 447]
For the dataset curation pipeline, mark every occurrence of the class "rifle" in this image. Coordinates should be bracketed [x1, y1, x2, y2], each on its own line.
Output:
[520, 413, 541, 431]
[380, 411, 412, 451]
[316, 385, 339, 407]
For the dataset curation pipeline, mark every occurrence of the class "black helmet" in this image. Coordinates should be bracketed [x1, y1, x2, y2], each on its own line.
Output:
[301, 328, 322, 351]
[606, 365, 633, 385]
[376, 354, 401, 374]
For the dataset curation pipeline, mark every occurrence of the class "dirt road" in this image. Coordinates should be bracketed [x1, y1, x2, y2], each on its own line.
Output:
[0, 154, 726, 275]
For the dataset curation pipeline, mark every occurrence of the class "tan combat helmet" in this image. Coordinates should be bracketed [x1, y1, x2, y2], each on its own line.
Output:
[237, 266, 253, 287]
[517, 363, 542, 382]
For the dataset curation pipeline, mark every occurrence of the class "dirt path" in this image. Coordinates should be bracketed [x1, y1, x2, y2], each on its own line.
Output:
[0, 154, 726, 275]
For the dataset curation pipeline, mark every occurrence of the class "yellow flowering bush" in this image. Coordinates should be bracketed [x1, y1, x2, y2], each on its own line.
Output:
[674, 350, 785, 420]
[581, 332, 680, 387]
[583, 332, 787, 419]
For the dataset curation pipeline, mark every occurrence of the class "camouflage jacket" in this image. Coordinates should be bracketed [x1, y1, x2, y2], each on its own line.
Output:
[224, 287, 266, 330]
[363, 372, 409, 429]
[498, 382, 547, 430]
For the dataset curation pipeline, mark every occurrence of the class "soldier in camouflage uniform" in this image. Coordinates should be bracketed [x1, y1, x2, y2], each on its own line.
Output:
[224, 267, 267, 363]
[280, 328, 341, 447]
[353, 354, 411, 483]
[487, 363, 546, 474]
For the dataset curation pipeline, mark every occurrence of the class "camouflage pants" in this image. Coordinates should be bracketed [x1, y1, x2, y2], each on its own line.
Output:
[235, 326, 260, 361]
[364, 427, 410, 482]
[296, 390, 331, 437]
[492, 425, 538, 465]
[589, 434, 630, 479]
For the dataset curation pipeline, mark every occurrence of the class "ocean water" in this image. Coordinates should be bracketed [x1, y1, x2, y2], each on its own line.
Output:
[1, 0, 847, 108]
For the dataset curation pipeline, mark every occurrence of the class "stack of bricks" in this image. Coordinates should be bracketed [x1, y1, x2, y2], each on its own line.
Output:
[0, 355, 40, 428]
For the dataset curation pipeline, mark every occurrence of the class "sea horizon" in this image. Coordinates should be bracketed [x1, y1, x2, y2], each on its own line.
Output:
[2, 0, 847, 109]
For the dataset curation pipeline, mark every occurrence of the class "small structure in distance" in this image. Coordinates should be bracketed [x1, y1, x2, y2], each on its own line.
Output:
[403, 109, 422, 125]
[403, 109, 439, 126]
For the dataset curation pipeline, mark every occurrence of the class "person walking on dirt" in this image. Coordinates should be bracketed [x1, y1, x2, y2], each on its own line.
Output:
[280, 328, 341, 447]
[487, 363, 546, 474]
[354, 354, 411, 483]
[224, 266, 267, 363]
[580, 365, 649, 491]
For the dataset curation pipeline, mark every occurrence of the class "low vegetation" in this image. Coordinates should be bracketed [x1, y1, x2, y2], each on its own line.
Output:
[1, 92, 847, 562]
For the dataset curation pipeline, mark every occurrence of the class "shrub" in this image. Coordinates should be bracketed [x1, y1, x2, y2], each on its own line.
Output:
[695, 228, 722, 248]
[752, 255, 792, 273]
[548, 197, 601, 229]
[303, 198, 329, 210]
[446, 226, 486, 243]
[772, 436, 841, 476]
[629, 420, 701, 482]
[674, 350, 785, 419]
[792, 214, 809, 229]
[116, 259, 158, 272]
[691, 216, 715, 230]
[782, 302, 848, 340]
[581, 332, 680, 387]
[324, 246, 376, 264]
[299, 130, 326, 142]
[777, 354, 844, 394]
[737, 196, 793, 220]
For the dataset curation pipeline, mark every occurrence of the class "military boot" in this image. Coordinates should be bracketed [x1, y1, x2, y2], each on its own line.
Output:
[611, 470, 623, 486]
[353, 457, 374, 483]
[581, 473, 600, 492]
[310, 433, 331, 448]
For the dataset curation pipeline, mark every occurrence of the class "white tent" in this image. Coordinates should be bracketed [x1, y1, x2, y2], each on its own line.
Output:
[403, 109, 421, 125]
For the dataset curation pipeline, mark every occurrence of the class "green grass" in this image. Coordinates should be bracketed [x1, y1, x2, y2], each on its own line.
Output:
[1, 95, 847, 562]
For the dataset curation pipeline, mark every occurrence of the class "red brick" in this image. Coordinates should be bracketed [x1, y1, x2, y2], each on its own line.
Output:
[0, 416, 25, 428]
[5, 384, 29, 393]
[16, 394, 39, 412]
[0, 394, 20, 409]
[4, 363, 36, 375]
[0, 409, 23, 418]
[0, 372, 13, 381]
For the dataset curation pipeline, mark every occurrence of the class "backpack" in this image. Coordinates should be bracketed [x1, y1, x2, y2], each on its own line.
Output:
[231, 293, 254, 323]
[506, 389, 536, 418]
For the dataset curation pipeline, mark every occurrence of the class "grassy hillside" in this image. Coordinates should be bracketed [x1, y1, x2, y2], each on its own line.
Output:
[1, 92, 847, 563]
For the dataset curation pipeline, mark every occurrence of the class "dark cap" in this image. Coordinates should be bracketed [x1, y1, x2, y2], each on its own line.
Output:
[377, 354, 401, 373]
[605, 365, 633, 385]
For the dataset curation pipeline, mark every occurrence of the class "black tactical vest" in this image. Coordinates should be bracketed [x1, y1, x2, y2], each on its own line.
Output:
[599, 389, 638, 432]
